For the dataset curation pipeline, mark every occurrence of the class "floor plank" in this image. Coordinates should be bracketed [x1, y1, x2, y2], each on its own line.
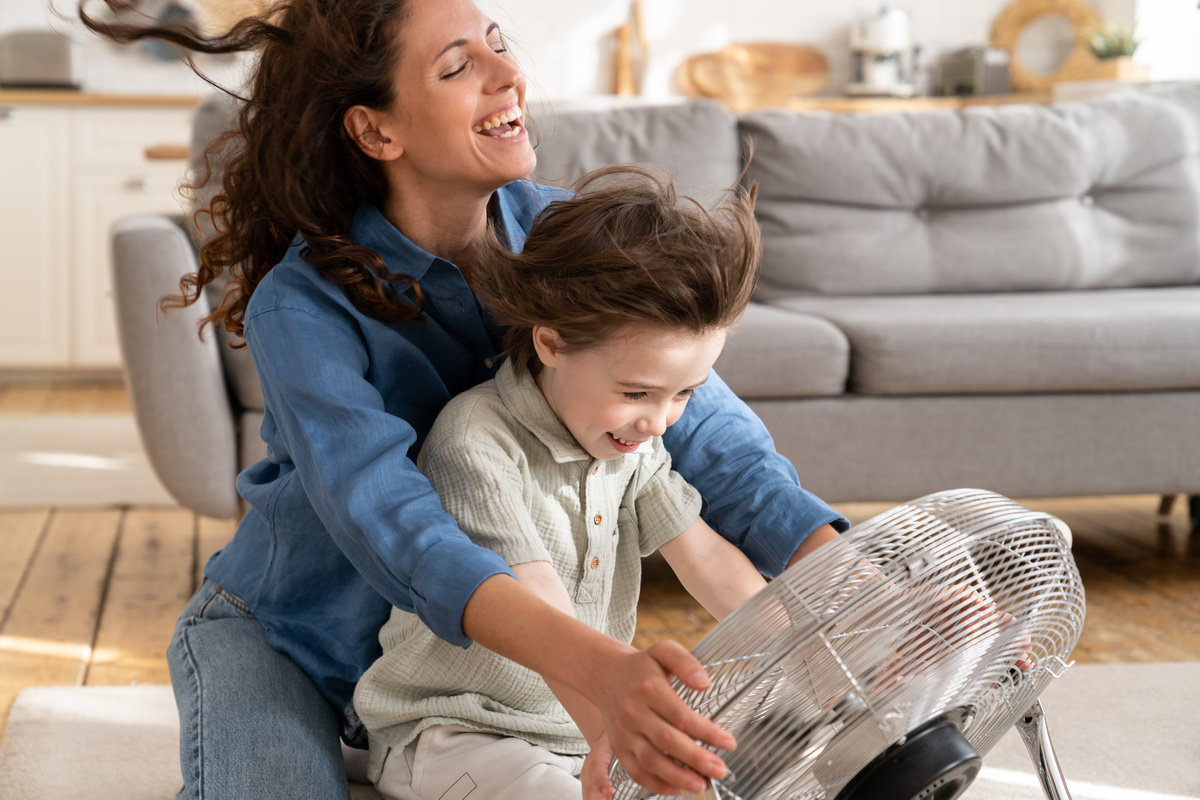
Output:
[87, 508, 195, 686]
[41, 384, 103, 414]
[0, 385, 50, 414]
[0, 508, 122, 740]
[0, 509, 50, 626]
[93, 384, 134, 414]
[195, 515, 238, 594]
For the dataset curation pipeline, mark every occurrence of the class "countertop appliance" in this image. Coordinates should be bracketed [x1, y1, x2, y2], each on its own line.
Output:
[938, 47, 1011, 96]
[846, 6, 920, 98]
[0, 30, 83, 89]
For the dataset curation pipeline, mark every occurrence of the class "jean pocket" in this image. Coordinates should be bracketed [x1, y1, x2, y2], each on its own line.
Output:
[213, 585, 252, 615]
[192, 579, 253, 620]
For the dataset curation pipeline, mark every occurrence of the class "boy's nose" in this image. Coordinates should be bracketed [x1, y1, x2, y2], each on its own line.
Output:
[636, 413, 667, 437]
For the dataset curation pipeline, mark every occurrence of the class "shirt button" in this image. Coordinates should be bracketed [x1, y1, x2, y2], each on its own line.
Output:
[590, 557, 600, 569]
[593, 513, 602, 525]
[593, 466, 599, 475]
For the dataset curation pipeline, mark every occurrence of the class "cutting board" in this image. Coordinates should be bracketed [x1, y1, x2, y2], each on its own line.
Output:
[677, 43, 830, 112]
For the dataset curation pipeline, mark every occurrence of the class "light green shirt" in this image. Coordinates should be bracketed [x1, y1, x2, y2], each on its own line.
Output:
[354, 359, 702, 776]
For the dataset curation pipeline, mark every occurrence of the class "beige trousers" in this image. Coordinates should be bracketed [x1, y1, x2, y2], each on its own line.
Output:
[374, 724, 585, 800]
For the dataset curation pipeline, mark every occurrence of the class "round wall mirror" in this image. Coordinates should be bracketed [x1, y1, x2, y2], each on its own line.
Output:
[990, 0, 1100, 91]
[1015, 13, 1078, 75]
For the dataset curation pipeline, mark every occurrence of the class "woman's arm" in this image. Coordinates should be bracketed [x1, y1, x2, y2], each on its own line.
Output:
[463, 573, 732, 797]
[657, 516, 769, 621]
[508, 561, 605, 746]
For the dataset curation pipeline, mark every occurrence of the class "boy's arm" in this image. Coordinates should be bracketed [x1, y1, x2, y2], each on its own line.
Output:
[508, 560, 605, 746]
[662, 370, 848, 575]
[658, 515, 769, 621]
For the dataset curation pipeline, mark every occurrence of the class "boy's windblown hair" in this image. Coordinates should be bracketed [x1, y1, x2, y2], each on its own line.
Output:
[475, 164, 761, 375]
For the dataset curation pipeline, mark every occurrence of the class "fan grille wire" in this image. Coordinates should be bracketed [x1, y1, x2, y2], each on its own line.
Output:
[610, 489, 1086, 800]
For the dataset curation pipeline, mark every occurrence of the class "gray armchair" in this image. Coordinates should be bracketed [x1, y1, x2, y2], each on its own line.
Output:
[110, 93, 265, 520]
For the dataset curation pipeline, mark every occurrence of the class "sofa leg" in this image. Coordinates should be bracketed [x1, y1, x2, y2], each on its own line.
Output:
[1158, 494, 1176, 515]
[1190, 495, 1200, 534]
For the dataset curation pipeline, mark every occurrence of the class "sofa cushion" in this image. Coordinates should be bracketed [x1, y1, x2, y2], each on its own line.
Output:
[528, 98, 741, 202]
[767, 287, 1200, 395]
[741, 83, 1200, 296]
[714, 302, 849, 399]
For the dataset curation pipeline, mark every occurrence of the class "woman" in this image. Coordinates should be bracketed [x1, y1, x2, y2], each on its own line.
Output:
[81, 1, 846, 799]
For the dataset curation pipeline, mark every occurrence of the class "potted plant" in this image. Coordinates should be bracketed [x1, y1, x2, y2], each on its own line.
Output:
[1085, 21, 1149, 81]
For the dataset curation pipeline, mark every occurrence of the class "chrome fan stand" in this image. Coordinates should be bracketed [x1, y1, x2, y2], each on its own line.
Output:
[1016, 700, 1073, 800]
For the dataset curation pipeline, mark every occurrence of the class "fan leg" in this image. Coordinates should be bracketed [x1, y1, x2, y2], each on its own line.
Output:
[1015, 700, 1073, 800]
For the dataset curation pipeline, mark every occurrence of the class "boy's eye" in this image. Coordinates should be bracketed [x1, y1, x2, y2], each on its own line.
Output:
[677, 389, 696, 399]
[624, 392, 647, 401]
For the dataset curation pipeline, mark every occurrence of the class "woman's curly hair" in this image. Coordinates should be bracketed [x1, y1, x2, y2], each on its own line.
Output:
[472, 164, 761, 375]
[80, 0, 424, 340]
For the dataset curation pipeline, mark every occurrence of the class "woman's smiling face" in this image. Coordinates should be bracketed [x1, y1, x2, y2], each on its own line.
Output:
[377, 0, 536, 195]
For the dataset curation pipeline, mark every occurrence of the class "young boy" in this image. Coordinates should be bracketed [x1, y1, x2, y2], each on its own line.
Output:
[355, 165, 773, 799]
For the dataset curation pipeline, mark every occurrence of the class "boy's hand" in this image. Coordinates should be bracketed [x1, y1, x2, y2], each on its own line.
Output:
[580, 734, 615, 800]
[589, 640, 733, 796]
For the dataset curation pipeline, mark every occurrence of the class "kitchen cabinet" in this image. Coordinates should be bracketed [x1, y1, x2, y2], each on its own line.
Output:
[0, 105, 71, 367]
[0, 94, 196, 371]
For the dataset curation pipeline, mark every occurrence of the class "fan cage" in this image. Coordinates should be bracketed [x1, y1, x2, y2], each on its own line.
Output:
[611, 489, 1086, 800]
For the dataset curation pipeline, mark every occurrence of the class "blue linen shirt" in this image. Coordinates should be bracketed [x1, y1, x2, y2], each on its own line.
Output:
[204, 179, 848, 720]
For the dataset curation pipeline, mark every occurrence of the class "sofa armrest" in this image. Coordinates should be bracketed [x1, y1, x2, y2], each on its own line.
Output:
[110, 214, 241, 519]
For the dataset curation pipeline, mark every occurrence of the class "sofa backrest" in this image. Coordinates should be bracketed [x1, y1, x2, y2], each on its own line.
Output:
[527, 98, 741, 202]
[742, 82, 1200, 296]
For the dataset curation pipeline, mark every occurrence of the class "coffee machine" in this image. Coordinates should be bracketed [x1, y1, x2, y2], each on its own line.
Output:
[845, 6, 920, 97]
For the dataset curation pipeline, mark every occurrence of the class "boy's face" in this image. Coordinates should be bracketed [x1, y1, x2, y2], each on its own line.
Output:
[534, 323, 727, 461]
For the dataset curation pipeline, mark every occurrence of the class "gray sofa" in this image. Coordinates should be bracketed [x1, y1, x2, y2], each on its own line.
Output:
[112, 84, 1200, 520]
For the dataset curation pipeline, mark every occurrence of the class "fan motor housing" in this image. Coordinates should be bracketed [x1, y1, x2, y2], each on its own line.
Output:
[835, 712, 981, 800]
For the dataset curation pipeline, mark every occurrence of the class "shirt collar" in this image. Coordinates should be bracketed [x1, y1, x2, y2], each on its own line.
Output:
[495, 359, 592, 463]
[348, 183, 542, 285]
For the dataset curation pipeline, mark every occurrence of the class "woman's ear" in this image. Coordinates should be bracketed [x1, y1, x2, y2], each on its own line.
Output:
[344, 106, 403, 161]
[531, 326, 564, 369]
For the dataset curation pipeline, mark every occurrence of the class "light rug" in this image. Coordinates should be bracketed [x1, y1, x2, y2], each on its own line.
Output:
[0, 414, 174, 508]
[0, 663, 1195, 800]
[0, 685, 382, 800]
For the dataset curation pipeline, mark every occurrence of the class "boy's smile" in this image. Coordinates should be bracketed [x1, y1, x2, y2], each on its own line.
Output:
[533, 323, 728, 461]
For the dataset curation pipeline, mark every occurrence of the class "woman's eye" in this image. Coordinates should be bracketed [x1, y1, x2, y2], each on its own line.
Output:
[624, 392, 647, 401]
[442, 63, 468, 79]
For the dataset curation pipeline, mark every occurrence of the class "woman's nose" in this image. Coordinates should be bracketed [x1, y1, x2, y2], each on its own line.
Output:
[485, 50, 523, 94]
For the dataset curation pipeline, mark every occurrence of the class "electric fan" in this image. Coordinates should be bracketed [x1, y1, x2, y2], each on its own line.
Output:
[611, 489, 1086, 800]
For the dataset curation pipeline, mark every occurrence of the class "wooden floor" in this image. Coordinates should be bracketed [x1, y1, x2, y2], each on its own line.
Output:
[2, 383, 1198, 746]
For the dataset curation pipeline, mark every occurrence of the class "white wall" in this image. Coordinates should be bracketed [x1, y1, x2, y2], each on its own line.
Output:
[488, 0, 1024, 100]
[0, 1, 247, 95]
[3, 0, 1197, 98]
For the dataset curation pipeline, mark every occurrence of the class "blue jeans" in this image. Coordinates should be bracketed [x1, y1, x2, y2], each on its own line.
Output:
[167, 579, 351, 800]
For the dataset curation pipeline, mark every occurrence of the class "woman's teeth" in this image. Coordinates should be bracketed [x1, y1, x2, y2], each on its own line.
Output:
[473, 107, 523, 135]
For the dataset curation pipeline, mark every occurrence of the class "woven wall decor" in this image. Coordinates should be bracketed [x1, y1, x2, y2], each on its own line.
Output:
[990, 0, 1100, 91]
